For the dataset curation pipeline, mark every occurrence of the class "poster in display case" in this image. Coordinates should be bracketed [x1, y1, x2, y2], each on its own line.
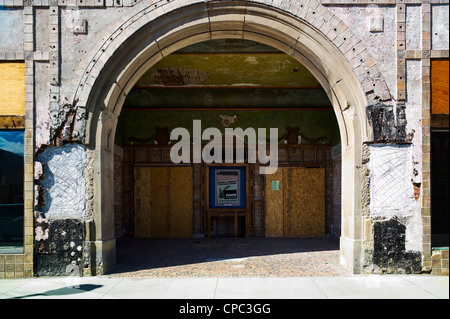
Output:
[209, 166, 246, 209]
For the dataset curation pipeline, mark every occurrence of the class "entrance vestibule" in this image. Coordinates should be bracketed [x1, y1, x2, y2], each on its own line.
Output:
[113, 39, 341, 241]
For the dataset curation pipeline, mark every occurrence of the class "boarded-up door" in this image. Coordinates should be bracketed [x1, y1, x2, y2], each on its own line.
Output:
[134, 167, 193, 238]
[265, 167, 325, 237]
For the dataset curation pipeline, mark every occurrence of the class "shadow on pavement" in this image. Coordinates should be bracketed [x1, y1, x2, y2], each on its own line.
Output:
[9, 284, 103, 299]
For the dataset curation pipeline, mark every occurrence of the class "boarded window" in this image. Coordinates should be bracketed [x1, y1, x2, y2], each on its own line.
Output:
[0, 62, 25, 116]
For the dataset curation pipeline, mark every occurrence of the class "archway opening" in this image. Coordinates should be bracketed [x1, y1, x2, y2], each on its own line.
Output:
[83, 2, 376, 275]
[110, 39, 344, 276]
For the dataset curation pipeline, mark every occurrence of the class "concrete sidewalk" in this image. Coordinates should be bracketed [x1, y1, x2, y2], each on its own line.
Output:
[0, 275, 448, 299]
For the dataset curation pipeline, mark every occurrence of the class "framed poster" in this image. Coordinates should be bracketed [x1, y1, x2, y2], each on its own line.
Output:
[209, 166, 246, 209]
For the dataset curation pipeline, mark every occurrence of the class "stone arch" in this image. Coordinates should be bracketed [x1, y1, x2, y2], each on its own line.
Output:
[75, 1, 392, 274]
[69, 1, 392, 126]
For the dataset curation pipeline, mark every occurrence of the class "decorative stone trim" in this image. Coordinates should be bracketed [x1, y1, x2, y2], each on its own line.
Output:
[397, 3, 406, 101]
[430, 49, 450, 58]
[0, 0, 24, 7]
[48, 5, 60, 138]
[23, 5, 35, 279]
[0, 51, 25, 60]
[421, 1, 433, 274]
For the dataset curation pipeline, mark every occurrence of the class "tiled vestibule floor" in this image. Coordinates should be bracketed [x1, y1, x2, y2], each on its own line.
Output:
[107, 237, 349, 278]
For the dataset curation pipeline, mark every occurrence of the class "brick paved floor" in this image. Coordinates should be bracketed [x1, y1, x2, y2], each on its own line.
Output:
[107, 237, 350, 277]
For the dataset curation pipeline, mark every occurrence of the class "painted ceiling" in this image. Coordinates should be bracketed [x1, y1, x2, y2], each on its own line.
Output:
[135, 53, 320, 88]
[124, 39, 331, 110]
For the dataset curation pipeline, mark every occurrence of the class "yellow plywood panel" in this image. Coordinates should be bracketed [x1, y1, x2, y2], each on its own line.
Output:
[431, 60, 449, 114]
[264, 168, 284, 237]
[284, 168, 325, 237]
[149, 167, 193, 238]
[0, 62, 25, 116]
[168, 167, 193, 238]
[264, 167, 325, 237]
[151, 167, 170, 237]
[134, 167, 153, 238]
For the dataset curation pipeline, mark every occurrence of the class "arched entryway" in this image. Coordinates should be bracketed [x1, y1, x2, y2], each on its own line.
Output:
[74, 1, 391, 275]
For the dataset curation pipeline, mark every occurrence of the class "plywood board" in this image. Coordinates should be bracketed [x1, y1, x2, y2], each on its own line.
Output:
[264, 168, 284, 237]
[134, 167, 193, 238]
[431, 59, 449, 114]
[264, 167, 325, 237]
[134, 167, 153, 238]
[0, 63, 25, 116]
[168, 167, 193, 237]
[151, 167, 170, 237]
[284, 168, 325, 237]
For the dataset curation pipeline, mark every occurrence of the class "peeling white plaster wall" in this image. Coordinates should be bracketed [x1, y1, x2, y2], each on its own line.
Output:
[35, 62, 51, 149]
[0, 8, 24, 52]
[405, 207, 423, 252]
[406, 5, 422, 51]
[406, 59, 422, 183]
[432, 4, 450, 50]
[37, 144, 87, 220]
[329, 5, 397, 97]
[35, 8, 50, 53]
